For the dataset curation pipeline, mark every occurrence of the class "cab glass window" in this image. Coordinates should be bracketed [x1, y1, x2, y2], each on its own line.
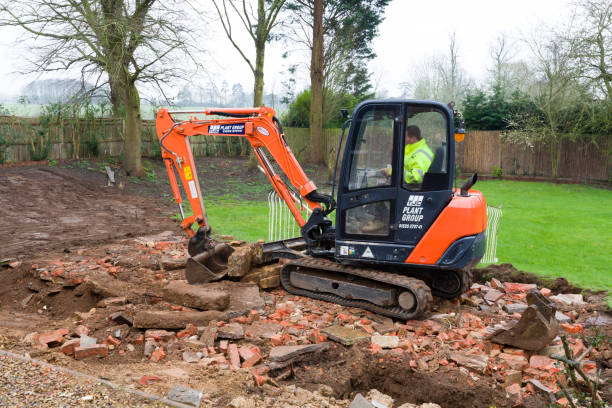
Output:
[402, 108, 448, 191]
[347, 106, 398, 191]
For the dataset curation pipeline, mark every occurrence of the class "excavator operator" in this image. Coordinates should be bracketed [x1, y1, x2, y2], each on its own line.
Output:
[381, 125, 434, 187]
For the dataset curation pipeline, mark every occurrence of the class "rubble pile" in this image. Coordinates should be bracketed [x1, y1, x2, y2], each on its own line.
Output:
[2, 232, 610, 407]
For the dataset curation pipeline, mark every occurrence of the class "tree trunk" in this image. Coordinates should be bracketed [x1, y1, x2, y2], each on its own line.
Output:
[309, 0, 324, 164]
[253, 40, 265, 107]
[122, 78, 144, 177]
[248, 0, 267, 170]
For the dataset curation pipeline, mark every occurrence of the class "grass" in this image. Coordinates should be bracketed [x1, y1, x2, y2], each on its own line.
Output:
[476, 180, 612, 296]
[177, 179, 612, 298]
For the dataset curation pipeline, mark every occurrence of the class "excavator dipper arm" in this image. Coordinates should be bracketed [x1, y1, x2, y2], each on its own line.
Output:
[155, 107, 333, 245]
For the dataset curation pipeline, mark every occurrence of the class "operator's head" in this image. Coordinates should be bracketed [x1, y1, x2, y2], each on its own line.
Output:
[405, 125, 422, 145]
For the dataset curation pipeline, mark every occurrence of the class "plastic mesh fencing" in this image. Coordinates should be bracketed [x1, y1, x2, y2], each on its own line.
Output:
[481, 205, 503, 265]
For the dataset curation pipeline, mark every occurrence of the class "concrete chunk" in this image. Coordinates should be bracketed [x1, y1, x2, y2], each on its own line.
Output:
[349, 393, 375, 408]
[371, 335, 399, 349]
[322, 325, 370, 346]
[167, 385, 203, 407]
[217, 323, 244, 340]
[449, 351, 489, 373]
[162, 281, 229, 311]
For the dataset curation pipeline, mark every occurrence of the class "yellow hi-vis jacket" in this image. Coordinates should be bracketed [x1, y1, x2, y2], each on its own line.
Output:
[404, 139, 434, 184]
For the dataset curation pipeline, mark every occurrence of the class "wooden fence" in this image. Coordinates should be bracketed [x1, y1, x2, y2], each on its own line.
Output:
[455, 130, 611, 183]
[1, 115, 609, 184]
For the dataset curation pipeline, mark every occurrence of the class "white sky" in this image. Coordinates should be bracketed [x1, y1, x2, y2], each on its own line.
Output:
[0, 0, 574, 100]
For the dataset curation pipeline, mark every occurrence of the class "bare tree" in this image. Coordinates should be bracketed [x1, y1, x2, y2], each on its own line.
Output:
[0, 0, 200, 176]
[401, 33, 472, 105]
[212, 0, 286, 107]
[508, 29, 582, 178]
[569, 0, 612, 98]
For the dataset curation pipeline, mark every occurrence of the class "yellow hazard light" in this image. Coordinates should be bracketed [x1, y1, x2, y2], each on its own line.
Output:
[454, 132, 465, 142]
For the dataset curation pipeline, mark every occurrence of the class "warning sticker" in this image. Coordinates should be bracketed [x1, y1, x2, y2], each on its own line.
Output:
[184, 166, 193, 180]
[340, 245, 348, 256]
[188, 180, 198, 199]
[362, 246, 374, 258]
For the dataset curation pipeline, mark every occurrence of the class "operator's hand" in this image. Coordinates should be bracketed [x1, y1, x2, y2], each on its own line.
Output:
[379, 167, 391, 177]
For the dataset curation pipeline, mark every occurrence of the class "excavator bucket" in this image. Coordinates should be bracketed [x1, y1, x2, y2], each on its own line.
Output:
[185, 243, 235, 284]
[489, 289, 559, 351]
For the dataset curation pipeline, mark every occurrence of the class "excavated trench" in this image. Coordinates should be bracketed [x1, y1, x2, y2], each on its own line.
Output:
[290, 347, 547, 408]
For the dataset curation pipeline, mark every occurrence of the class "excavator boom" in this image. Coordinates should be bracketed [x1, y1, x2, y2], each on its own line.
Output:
[156, 107, 335, 282]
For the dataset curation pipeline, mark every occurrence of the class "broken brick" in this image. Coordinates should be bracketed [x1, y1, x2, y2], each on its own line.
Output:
[39, 329, 69, 347]
[228, 344, 240, 370]
[106, 336, 121, 347]
[505, 383, 522, 407]
[560, 323, 583, 334]
[529, 355, 555, 371]
[484, 289, 504, 304]
[150, 347, 166, 362]
[138, 375, 161, 387]
[74, 344, 108, 359]
[539, 288, 551, 297]
[219, 340, 229, 354]
[144, 329, 175, 342]
[504, 282, 537, 293]
[60, 339, 81, 356]
[270, 334, 284, 346]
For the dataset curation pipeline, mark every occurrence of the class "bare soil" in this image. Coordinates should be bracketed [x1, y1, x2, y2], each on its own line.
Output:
[0, 158, 609, 408]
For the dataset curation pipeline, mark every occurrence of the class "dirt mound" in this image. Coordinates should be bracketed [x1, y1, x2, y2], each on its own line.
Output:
[473, 263, 584, 295]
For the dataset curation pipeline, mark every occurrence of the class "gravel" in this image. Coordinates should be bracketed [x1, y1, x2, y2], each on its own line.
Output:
[0, 353, 168, 407]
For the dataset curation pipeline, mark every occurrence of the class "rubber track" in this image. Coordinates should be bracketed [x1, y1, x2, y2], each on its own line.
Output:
[280, 257, 432, 320]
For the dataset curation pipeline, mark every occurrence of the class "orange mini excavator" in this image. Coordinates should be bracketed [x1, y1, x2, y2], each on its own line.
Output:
[156, 100, 487, 319]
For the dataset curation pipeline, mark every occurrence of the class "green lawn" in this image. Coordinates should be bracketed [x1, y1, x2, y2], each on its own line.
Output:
[188, 180, 612, 297]
[476, 180, 612, 295]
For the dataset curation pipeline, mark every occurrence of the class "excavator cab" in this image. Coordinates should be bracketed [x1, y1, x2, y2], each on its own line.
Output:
[335, 100, 456, 263]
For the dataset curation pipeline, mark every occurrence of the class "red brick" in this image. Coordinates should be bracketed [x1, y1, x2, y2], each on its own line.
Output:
[238, 346, 256, 361]
[539, 288, 551, 297]
[242, 353, 261, 368]
[150, 347, 166, 362]
[228, 344, 240, 370]
[60, 339, 81, 356]
[505, 383, 522, 407]
[219, 340, 229, 354]
[503, 348, 526, 357]
[569, 339, 586, 357]
[270, 334, 284, 346]
[39, 329, 69, 347]
[144, 330, 175, 341]
[557, 397, 569, 406]
[107, 336, 121, 347]
[498, 353, 529, 371]
[74, 344, 108, 359]
[138, 375, 161, 387]
[529, 355, 555, 371]
[560, 323, 583, 334]
[504, 282, 536, 293]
